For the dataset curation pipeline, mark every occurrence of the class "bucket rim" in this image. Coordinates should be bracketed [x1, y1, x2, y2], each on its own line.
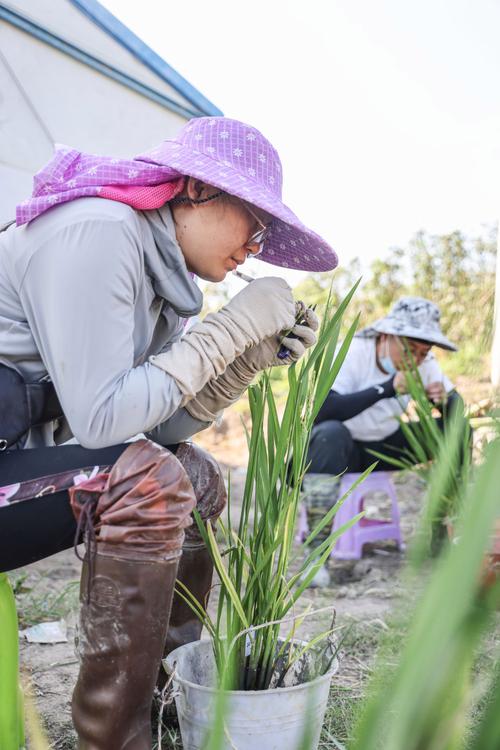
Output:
[163, 640, 338, 696]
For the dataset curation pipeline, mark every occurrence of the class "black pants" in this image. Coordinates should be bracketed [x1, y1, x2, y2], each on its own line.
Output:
[306, 421, 412, 474]
[306, 393, 465, 475]
[0, 443, 173, 573]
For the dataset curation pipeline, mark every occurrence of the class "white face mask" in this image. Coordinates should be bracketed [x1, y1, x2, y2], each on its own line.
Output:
[379, 337, 397, 375]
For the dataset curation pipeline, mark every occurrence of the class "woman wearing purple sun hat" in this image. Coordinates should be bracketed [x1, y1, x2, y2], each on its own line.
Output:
[0, 116, 337, 747]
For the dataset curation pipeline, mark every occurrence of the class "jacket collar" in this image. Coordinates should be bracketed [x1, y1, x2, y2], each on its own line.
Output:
[140, 204, 203, 318]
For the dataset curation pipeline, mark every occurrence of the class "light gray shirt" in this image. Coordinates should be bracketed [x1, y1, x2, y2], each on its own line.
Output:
[0, 197, 209, 448]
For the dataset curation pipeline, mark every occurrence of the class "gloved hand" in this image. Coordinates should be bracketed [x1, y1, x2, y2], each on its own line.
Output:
[149, 277, 295, 402]
[244, 304, 319, 371]
[185, 305, 319, 422]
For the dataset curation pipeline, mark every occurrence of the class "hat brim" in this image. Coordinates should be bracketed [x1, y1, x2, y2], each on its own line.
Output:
[138, 143, 338, 273]
[360, 323, 458, 351]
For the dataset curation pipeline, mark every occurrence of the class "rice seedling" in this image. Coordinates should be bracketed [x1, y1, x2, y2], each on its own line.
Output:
[186, 316, 499, 750]
[22, 678, 51, 750]
[351, 430, 500, 750]
[368, 345, 472, 554]
[178, 282, 376, 692]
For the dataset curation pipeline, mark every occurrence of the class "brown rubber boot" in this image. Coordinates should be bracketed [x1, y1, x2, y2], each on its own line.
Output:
[154, 443, 226, 730]
[153, 543, 215, 734]
[68, 439, 197, 750]
[158, 542, 214, 689]
[73, 554, 178, 750]
[162, 442, 226, 666]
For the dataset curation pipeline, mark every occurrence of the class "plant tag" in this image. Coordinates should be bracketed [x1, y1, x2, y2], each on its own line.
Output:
[244, 627, 255, 657]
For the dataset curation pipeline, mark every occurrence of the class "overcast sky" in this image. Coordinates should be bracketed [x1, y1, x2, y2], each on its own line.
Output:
[102, 0, 499, 287]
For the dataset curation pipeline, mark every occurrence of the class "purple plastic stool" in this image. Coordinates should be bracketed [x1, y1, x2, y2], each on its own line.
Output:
[332, 472, 402, 560]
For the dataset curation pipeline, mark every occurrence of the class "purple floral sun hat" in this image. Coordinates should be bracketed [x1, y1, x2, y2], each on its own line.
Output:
[137, 117, 338, 273]
[16, 117, 337, 273]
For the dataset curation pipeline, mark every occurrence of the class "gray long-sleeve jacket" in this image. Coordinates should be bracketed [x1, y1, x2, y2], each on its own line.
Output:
[0, 197, 209, 448]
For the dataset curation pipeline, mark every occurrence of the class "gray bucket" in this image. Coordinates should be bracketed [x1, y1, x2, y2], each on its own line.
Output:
[164, 639, 338, 750]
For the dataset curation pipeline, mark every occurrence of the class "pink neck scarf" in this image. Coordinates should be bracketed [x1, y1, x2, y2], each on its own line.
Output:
[99, 180, 184, 210]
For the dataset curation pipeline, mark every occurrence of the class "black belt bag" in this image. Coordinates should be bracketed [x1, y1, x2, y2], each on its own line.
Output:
[0, 363, 63, 449]
[0, 221, 63, 448]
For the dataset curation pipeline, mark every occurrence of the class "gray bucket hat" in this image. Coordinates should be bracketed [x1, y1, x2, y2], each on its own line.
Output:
[358, 296, 457, 351]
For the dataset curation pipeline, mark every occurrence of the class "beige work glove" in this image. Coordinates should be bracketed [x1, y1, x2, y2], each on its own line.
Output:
[185, 306, 319, 422]
[149, 277, 295, 403]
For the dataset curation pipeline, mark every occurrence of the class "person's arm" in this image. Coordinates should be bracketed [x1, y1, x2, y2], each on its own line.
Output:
[436, 388, 463, 416]
[315, 377, 396, 424]
[20, 217, 185, 448]
[419, 354, 454, 404]
[146, 407, 211, 445]
[141, 321, 212, 444]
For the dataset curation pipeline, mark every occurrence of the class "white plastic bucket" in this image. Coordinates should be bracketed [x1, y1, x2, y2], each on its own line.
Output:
[164, 639, 337, 750]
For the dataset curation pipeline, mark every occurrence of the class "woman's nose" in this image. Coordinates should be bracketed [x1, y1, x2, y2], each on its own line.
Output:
[245, 242, 263, 258]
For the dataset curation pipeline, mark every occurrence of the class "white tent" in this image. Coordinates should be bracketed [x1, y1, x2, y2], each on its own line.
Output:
[0, 0, 221, 222]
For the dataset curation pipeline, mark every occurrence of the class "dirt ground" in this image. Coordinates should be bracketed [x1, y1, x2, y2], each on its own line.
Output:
[13, 377, 497, 748]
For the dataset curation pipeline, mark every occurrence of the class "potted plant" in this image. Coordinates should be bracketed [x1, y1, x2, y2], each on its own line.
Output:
[163, 285, 375, 750]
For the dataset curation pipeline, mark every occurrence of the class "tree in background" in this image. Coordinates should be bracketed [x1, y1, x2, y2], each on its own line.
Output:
[293, 226, 497, 379]
[409, 229, 496, 371]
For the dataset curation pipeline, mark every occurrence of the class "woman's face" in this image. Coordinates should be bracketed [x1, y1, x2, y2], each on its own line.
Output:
[379, 334, 432, 370]
[171, 179, 270, 282]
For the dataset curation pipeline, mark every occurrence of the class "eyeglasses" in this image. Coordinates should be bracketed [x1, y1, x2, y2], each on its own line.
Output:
[242, 203, 271, 257]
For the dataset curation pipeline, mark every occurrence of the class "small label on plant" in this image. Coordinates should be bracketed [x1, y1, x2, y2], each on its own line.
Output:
[245, 628, 255, 657]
